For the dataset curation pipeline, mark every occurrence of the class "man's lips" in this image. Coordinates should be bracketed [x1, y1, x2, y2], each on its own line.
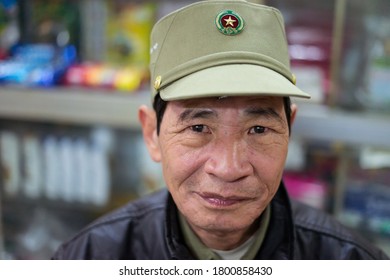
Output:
[197, 192, 250, 207]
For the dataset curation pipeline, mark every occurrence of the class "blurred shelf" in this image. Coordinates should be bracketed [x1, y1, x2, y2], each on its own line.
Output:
[293, 101, 390, 149]
[0, 86, 150, 129]
[1, 87, 390, 148]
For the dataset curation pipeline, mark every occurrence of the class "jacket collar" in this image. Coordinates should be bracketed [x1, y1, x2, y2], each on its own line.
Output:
[255, 181, 295, 259]
[164, 193, 195, 259]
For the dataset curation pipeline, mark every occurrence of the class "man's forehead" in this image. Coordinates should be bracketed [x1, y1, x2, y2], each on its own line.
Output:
[165, 96, 287, 125]
[170, 96, 285, 108]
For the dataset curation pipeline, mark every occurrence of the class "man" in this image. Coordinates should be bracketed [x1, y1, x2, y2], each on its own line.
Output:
[52, 0, 388, 259]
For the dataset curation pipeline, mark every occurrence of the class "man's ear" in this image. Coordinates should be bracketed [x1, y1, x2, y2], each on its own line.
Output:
[138, 105, 161, 162]
[290, 103, 298, 126]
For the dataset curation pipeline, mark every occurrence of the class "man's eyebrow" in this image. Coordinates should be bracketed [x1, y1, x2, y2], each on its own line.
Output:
[244, 107, 284, 123]
[178, 108, 217, 122]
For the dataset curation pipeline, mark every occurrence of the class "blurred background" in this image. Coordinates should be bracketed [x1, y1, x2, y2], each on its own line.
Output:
[0, 0, 389, 259]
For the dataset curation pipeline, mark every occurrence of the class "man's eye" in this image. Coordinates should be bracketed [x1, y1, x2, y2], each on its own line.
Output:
[190, 125, 210, 133]
[249, 126, 266, 134]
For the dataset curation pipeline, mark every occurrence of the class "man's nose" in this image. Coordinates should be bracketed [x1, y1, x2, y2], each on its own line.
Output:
[204, 138, 253, 182]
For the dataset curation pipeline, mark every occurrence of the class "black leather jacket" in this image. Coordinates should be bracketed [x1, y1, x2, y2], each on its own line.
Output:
[52, 183, 389, 259]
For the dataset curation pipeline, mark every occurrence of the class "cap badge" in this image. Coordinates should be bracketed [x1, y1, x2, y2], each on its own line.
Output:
[292, 74, 297, 85]
[154, 75, 162, 90]
[215, 10, 244, 36]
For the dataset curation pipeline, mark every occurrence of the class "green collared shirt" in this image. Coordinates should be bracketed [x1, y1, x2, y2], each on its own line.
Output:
[179, 206, 271, 260]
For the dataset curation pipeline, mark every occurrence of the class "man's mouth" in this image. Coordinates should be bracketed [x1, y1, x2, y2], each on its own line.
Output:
[197, 192, 250, 207]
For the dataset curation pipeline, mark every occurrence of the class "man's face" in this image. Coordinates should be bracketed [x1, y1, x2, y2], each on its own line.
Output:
[140, 96, 294, 237]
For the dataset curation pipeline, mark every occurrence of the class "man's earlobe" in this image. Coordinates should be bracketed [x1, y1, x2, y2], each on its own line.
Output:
[290, 103, 298, 126]
[138, 105, 161, 162]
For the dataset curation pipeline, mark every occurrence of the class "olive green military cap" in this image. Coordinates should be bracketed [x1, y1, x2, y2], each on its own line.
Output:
[149, 0, 310, 101]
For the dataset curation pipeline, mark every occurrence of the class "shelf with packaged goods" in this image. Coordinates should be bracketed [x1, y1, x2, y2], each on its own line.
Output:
[0, 86, 150, 129]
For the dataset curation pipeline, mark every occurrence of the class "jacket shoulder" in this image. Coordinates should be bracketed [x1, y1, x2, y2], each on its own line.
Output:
[52, 190, 169, 259]
[291, 200, 389, 259]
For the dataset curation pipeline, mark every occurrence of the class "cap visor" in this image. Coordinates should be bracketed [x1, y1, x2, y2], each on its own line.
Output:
[160, 64, 310, 101]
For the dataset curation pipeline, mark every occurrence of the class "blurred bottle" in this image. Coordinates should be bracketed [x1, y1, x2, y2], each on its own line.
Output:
[22, 133, 43, 199]
[0, 131, 21, 196]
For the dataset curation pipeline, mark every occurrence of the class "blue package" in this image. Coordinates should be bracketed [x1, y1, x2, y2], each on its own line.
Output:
[0, 43, 77, 86]
[0, 0, 17, 11]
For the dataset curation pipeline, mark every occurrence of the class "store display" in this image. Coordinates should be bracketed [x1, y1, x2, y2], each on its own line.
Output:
[89, 127, 113, 207]
[1, 127, 112, 207]
[365, 16, 390, 111]
[0, 0, 390, 259]
[0, 123, 146, 259]
[335, 1, 390, 111]
[0, 0, 18, 59]
[342, 180, 390, 238]
[58, 137, 75, 203]
[0, 43, 76, 86]
[270, 1, 334, 104]
[29, 0, 80, 47]
[62, 1, 156, 92]
[0, 0, 81, 87]
[283, 172, 328, 210]
[63, 62, 144, 92]
[16, 208, 57, 259]
[73, 138, 91, 204]
[42, 136, 60, 200]
[287, 23, 332, 103]
[0, 131, 21, 197]
[22, 134, 43, 199]
[105, 1, 155, 69]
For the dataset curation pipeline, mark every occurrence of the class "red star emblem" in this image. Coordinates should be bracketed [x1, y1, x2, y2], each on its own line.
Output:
[221, 15, 239, 28]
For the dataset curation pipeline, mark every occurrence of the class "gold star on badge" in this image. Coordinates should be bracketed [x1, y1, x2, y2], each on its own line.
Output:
[224, 16, 236, 27]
